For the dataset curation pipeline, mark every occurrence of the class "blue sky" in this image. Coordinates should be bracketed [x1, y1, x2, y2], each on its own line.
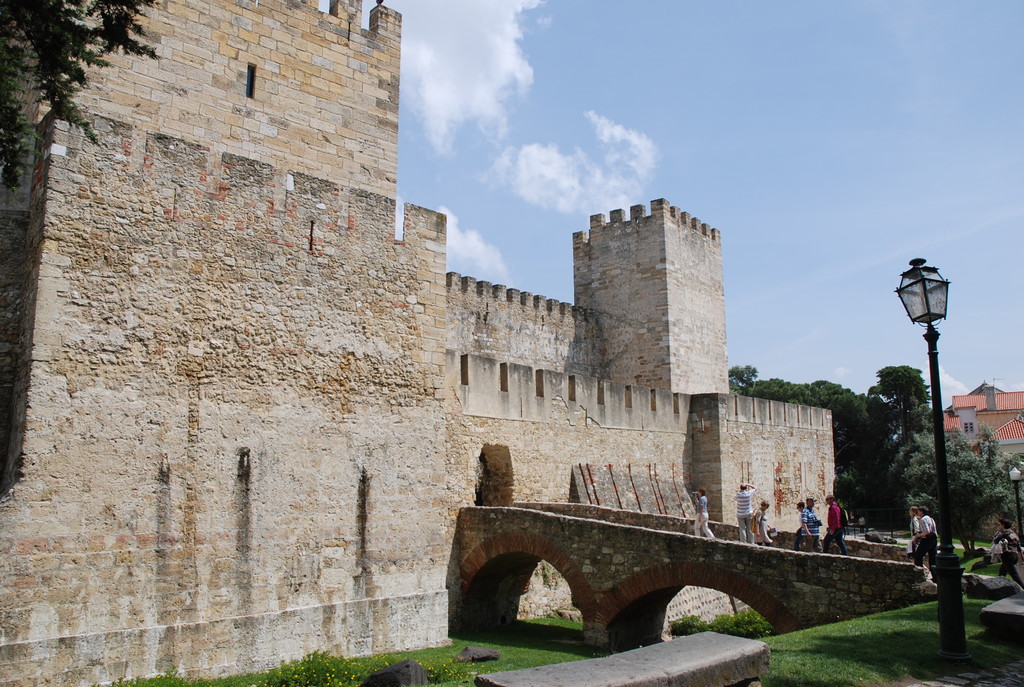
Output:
[355, 0, 1024, 404]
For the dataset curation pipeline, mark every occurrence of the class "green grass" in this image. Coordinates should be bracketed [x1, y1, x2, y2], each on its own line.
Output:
[762, 599, 1023, 687]
[104, 605, 1022, 687]
[105, 619, 605, 687]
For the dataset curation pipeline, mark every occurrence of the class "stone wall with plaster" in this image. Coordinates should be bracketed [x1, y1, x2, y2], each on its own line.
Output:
[689, 394, 835, 525]
[0, 2, 453, 685]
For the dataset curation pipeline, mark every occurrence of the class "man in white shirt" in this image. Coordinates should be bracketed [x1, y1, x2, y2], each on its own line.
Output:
[735, 482, 756, 544]
[913, 505, 937, 573]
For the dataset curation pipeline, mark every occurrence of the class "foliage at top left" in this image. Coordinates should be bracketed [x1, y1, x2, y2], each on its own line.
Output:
[0, 0, 157, 189]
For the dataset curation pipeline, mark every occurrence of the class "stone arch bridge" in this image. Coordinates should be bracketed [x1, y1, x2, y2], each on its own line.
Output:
[454, 503, 934, 651]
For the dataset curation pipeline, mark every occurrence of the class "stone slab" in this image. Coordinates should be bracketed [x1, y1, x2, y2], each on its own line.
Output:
[474, 632, 770, 687]
[979, 592, 1024, 636]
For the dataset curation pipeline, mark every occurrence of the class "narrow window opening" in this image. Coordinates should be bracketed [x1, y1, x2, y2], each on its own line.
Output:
[499, 363, 509, 392]
[673, 394, 680, 415]
[568, 375, 576, 402]
[245, 64, 256, 99]
[597, 383, 605, 406]
[460, 354, 469, 386]
[309, 220, 315, 252]
[357, 468, 369, 562]
[650, 389, 657, 411]
[624, 385, 632, 409]
[535, 370, 544, 398]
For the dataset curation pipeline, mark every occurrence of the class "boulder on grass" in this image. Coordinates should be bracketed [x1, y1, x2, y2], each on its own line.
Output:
[455, 646, 501, 663]
[963, 574, 1023, 600]
[359, 659, 429, 687]
[864, 532, 898, 545]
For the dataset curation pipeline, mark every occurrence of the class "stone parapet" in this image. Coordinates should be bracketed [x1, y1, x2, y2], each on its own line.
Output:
[448, 351, 688, 433]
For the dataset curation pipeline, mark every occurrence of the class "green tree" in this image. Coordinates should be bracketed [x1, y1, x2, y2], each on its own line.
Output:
[901, 425, 1014, 553]
[732, 370, 871, 506]
[868, 365, 929, 448]
[0, 0, 157, 189]
[728, 365, 759, 395]
[730, 365, 932, 510]
[744, 377, 812, 405]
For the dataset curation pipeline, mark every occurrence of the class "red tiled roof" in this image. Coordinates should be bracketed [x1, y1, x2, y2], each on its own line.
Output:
[952, 394, 985, 410]
[997, 392, 1024, 411]
[944, 414, 962, 431]
[951, 391, 1024, 412]
[995, 418, 1024, 441]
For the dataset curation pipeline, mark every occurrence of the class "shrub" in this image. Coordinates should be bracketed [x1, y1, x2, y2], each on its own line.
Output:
[708, 609, 774, 639]
[257, 651, 383, 687]
[112, 672, 194, 687]
[669, 615, 709, 636]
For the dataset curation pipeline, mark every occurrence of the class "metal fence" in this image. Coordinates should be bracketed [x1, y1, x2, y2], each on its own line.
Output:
[845, 507, 912, 539]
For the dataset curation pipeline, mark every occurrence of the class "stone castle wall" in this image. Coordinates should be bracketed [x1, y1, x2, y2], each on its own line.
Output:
[68, 0, 400, 199]
[689, 394, 835, 525]
[445, 273, 604, 378]
[443, 352, 692, 512]
[442, 351, 833, 535]
[0, 2, 455, 685]
[0, 111, 451, 686]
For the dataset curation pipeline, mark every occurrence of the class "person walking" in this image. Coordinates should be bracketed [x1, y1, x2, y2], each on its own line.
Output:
[822, 494, 848, 555]
[754, 500, 773, 546]
[913, 505, 937, 572]
[735, 482, 757, 544]
[693, 487, 715, 538]
[793, 501, 806, 551]
[992, 518, 1024, 589]
[906, 506, 920, 559]
[801, 497, 823, 552]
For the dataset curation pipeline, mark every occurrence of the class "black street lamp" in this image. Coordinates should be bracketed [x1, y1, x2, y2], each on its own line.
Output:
[895, 258, 970, 662]
[1011, 464, 1022, 536]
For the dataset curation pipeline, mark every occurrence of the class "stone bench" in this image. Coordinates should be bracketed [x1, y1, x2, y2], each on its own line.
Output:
[979, 591, 1024, 636]
[474, 632, 770, 687]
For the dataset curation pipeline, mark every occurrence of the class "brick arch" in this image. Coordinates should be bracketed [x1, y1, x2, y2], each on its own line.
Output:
[599, 561, 802, 634]
[460, 531, 600, 621]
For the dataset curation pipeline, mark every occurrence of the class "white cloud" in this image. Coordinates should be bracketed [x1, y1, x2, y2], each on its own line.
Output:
[939, 366, 969, 405]
[490, 111, 659, 214]
[832, 367, 851, 380]
[396, 0, 543, 153]
[441, 205, 512, 285]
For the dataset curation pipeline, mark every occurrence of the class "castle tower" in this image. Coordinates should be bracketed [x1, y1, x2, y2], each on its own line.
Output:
[573, 199, 728, 395]
[0, 1, 451, 684]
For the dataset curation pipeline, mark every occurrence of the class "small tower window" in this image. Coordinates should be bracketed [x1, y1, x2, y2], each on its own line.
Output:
[245, 64, 256, 98]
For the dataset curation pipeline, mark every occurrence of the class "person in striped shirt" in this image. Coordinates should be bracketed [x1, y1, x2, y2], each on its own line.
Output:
[801, 497, 823, 552]
[735, 482, 757, 544]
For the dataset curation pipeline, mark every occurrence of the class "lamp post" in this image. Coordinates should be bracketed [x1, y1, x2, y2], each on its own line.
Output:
[895, 258, 970, 662]
[1011, 465, 1022, 535]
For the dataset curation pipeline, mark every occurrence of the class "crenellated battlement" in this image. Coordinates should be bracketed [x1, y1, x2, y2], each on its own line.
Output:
[689, 393, 832, 432]
[446, 272, 594, 322]
[447, 351, 689, 433]
[223, 0, 398, 45]
[575, 198, 721, 247]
